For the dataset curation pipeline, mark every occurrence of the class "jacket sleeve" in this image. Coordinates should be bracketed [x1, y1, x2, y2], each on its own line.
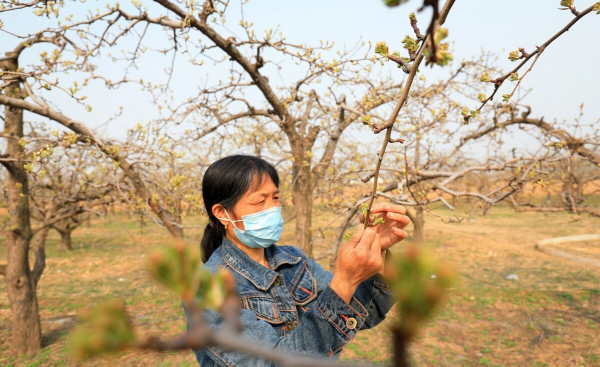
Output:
[307, 253, 396, 331]
[184, 281, 369, 367]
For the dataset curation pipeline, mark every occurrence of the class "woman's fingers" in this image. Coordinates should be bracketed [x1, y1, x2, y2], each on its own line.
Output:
[355, 226, 379, 254]
[391, 227, 409, 240]
[370, 230, 382, 254]
[386, 212, 411, 228]
[346, 227, 365, 248]
[370, 203, 406, 215]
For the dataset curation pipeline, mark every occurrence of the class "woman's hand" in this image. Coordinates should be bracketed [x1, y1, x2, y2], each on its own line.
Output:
[360, 203, 410, 251]
[329, 226, 384, 303]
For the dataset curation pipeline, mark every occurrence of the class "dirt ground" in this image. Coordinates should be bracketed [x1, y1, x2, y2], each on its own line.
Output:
[1, 202, 599, 367]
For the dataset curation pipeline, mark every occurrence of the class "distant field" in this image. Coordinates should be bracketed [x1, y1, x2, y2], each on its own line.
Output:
[1, 200, 600, 367]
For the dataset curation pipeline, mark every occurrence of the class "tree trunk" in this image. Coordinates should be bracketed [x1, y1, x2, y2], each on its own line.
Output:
[58, 230, 73, 251]
[53, 220, 75, 251]
[292, 161, 313, 258]
[31, 226, 50, 287]
[412, 206, 425, 243]
[1, 53, 42, 355]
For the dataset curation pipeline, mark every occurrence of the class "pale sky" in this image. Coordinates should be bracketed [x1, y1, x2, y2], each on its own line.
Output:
[1, 0, 598, 150]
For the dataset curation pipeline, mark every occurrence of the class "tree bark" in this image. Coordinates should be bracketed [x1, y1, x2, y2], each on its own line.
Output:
[53, 219, 75, 251]
[31, 226, 50, 287]
[1, 53, 42, 355]
[292, 160, 313, 257]
[412, 206, 425, 243]
[58, 229, 73, 251]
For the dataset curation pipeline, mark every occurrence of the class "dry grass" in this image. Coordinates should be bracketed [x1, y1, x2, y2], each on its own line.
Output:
[1, 199, 600, 367]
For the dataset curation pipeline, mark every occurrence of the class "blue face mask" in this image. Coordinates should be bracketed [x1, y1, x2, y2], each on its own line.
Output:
[219, 207, 284, 249]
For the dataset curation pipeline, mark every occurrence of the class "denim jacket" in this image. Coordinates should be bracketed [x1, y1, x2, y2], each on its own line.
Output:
[184, 237, 396, 366]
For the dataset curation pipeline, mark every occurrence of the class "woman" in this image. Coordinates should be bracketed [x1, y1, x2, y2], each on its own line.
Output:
[185, 155, 410, 366]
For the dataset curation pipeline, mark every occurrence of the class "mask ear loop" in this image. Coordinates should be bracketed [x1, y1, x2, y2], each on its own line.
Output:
[217, 209, 244, 231]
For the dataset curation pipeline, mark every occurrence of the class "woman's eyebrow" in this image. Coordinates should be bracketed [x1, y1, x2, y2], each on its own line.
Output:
[249, 189, 280, 199]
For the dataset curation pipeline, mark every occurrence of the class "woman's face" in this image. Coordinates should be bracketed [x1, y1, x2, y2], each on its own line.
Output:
[213, 174, 280, 232]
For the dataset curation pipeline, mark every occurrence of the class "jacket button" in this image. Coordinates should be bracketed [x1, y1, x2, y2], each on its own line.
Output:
[272, 277, 281, 287]
[346, 317, 357, 330]
[285, 321, 296, 331]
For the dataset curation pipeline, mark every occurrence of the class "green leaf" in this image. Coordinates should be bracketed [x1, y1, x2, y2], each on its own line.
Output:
[510, 72, 519, 81]
[477, 93, 487, 102]
[372, 215, 385, 225]
[434, 43, 453, 66]
[560, 0, 573, 8]
[360, 203, 369, 217]
[502, 94, 512, 103]
[434, 28, 448, 45]
[383, 0, 410, 7]
[480, 73, 491, 82]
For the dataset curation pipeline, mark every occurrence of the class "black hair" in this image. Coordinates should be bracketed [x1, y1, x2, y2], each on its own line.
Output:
[200, 155, 279, 262]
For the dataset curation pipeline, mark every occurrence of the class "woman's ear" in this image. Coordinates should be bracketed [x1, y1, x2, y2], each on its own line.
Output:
[212, 204, 228, 226]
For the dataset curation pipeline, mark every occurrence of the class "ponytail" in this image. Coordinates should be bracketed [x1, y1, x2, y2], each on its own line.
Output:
[201, 221, 225, 263]
[200, 155, 279, 263]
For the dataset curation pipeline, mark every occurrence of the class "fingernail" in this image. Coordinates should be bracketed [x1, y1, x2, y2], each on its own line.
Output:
[389, 213, 395, 218]
[385, 204, 391, 210]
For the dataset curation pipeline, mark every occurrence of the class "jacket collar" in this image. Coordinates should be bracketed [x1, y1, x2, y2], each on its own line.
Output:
[220, 237, 302, 290]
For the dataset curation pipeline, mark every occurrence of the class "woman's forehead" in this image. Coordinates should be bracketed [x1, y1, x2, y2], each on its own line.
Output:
[246, 175, 278, 197]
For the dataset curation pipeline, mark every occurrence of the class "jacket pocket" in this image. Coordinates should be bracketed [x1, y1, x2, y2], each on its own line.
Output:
[290, 265, 317, 306]
[240, 293, 285, 324]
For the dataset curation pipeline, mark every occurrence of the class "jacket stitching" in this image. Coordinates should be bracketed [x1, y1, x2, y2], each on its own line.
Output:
[290, 265, 317, 306]
[207, 347, 234, 367]
[316, 302, 351, 340]
[348, 297, 369, 318]
[222, 249, 277, 290]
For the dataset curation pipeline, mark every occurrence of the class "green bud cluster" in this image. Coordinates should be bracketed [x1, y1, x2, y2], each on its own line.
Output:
[402, 35, 419, 53]
[69, 299, 136, 360]
[423, 28, 453, 66]
[147, 242, 228, 309]
[510, 72, 519, 81]
[560, 0, 574, 8]
[508, 50, 520, 62]
[594, 2, 600, 14]
[361, 115, 373, 126]
[383, 0, 410, 7]
[390, 247, 457, 339]
[479, 73, 491, 82]
[375, 41, 389, 57]
[359, 203, 385, 225]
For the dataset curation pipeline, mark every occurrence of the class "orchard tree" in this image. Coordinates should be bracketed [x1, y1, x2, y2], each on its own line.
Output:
[0, 11, 189, 354]
[461, 104, 600, 218]
[26, 128, 117, 251]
